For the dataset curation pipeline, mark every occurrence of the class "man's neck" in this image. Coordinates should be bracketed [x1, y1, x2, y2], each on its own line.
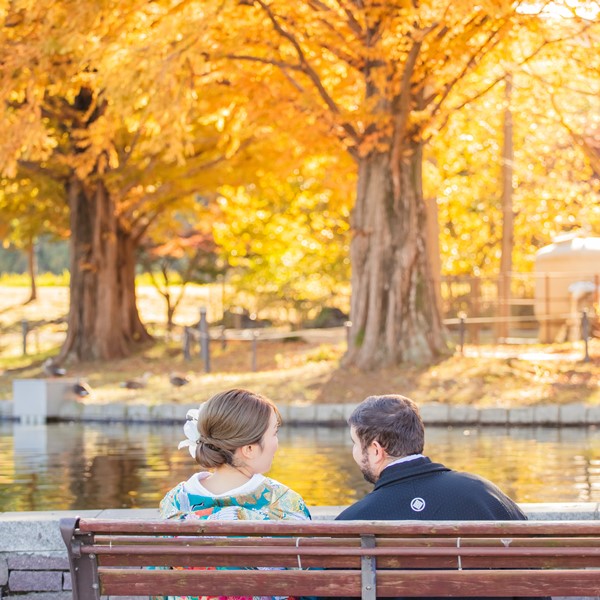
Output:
[382, 453, 424, 471]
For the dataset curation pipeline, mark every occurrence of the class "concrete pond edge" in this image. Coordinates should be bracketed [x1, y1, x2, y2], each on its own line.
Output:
[1, 398, 600, 426]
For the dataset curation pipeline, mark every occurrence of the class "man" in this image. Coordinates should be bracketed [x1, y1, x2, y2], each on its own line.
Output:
[337, 394, 525, 521]
[334, 394, 537, 600]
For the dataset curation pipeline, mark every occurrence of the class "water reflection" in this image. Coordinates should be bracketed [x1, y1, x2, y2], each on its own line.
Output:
[0, 421, 598, 512]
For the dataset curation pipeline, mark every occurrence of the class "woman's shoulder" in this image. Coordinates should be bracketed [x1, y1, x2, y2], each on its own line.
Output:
[159, 472, 215, 519]
[159, 481, 187, 519]
[261, 477, 311, 520]
[262, 476, 298, 494]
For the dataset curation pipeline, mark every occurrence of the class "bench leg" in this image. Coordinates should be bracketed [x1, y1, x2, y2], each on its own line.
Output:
[360, 534, 376, 600]
[60, 517, 101, 600]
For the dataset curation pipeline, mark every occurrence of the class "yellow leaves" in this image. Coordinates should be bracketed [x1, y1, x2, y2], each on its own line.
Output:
[0, 107, 56, 178]
[2, 0, 596, 300]
[213, 153, 351, 301]
[472, 0, 514, 17]
[409, 108, 432, 129]
[69, 115, 121, 178]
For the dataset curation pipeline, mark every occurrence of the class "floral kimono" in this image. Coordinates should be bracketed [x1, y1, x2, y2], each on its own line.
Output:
[158, 472, 312, 600]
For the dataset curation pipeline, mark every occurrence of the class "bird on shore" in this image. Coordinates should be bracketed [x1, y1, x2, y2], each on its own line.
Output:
[120, 372, 152, 390]
[43, 358, 67, 377]
[73, 379, 94, 398]
[169, 372, 190, 388]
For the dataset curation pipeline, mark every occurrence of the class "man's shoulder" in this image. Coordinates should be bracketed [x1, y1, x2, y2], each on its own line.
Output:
[336, 493, 377, 520]
[440, 468, 516, 497]
[336, 503, 367, 521]
[425, 469, 526, 520]
[335, 487, 408, 521]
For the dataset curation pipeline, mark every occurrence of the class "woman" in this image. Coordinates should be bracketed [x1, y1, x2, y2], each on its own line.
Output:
[160, 388, 311, 600]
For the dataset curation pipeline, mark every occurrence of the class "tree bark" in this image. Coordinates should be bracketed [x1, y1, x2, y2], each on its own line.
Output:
[58, 176, 152, 361]
[25, 241, 37, 303]
[345, 144, 446, 369]
[425, 195, 443, 318]
[498, 75, 514, 341]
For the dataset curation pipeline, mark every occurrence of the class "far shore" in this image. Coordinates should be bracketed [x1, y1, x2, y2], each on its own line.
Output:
[1, 285, 598, 411]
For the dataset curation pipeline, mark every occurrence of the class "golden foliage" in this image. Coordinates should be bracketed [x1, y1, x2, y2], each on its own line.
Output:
[0, 0, 599, 296]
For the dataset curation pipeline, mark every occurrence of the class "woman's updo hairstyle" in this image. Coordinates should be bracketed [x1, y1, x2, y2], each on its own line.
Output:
[194, 388, 281, 468]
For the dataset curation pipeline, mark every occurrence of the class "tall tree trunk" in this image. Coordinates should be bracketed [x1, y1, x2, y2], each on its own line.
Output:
[424, 195, 443, 318]
[498, 75, 514, 341]
[25, 240, 37, 303]
[119, 231, 152, 345]
[58, 176, 152, 362]
[345, 144, 446, 369]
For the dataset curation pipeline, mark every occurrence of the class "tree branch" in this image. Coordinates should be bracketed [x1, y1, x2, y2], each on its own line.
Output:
[426, 16, 506, 125]
[429, 21, 597, 139]
[252, 0, 360, 145]
[332, 0, 364, 37]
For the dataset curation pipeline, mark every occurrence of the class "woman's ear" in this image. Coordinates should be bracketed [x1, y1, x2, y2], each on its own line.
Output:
[239, 444, 255, 460]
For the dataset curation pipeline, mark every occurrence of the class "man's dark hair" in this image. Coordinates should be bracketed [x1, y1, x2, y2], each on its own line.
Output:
[348, 395, 425, 457]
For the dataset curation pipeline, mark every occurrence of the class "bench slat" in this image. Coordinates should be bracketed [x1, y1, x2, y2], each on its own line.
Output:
[99, 567, 600, 597]
[80, 518, 600, 536]
[90, 540, 600, 571]
[97, 553, 600, 569]
[375, 570, 600, 597]
[100, 569, 361, 597]
[94, 534, 600, 548]
[88, 544, 600, 558]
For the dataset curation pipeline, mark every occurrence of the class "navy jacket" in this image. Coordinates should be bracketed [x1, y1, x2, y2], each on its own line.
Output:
[333, 457, 540, 600]
[336, 456, 526, 521]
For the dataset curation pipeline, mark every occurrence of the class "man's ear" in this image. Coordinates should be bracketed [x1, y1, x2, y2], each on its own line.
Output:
[371, 440, 387, 462]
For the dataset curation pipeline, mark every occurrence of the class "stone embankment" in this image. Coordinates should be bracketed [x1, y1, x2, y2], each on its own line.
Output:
[1, 398, 600, 426]
[1, 504, 600, 599]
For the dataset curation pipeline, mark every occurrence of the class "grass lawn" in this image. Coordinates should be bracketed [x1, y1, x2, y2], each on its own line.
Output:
[1, 286, 598, 407]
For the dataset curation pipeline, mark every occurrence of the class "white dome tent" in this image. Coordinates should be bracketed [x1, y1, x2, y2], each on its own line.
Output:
[534, 233, 600, 342]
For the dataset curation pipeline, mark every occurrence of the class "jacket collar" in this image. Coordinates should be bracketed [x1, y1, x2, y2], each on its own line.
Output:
[374, 456, 450, 490]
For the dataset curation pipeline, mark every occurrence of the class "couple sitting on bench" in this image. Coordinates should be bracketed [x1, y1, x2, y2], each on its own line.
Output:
[160, 388, 527, 600]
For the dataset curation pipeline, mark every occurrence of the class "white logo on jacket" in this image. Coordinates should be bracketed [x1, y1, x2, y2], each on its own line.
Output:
[410, 497, 426, 512]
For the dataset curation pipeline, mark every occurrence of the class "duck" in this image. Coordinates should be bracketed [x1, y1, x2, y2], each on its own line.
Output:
[169, 372, 190, 388]
[43, 358, 67, 377]
[120, 372, 152, 390]
[73, 379, 94, 398]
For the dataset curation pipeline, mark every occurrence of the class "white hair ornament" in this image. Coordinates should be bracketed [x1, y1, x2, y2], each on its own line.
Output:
[177, 407, 202, 458]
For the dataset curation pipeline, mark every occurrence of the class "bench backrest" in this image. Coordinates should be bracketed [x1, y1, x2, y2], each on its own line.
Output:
[60, 517, 600, 600]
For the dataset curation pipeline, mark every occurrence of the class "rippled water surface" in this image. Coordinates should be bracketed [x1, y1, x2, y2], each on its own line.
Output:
[0, 422, 599, 511]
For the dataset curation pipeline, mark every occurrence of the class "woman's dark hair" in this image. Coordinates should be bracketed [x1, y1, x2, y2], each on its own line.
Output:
[348, 395, 424, 457]
[194, 388, 281, 468]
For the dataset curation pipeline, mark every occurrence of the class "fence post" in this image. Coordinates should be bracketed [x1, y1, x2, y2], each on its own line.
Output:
[581, 309, 590, 363]
[220, 325, 227, 350]
[21, 319, 28, 356]
[199, 307, 211, 373]
[544, 274, 550, 342]
[471, 278, 481, 345]
[183, 327, 191, 361]
[344, 320, 352, 349]
[251, 331, 258, 372]
[458, 313, 466, 355]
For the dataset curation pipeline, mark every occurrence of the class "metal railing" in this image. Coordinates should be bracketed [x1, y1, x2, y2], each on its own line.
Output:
[181, 308, 596, 372]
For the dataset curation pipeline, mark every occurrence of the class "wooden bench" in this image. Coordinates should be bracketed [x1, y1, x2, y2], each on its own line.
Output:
[60, 517, 600, 599]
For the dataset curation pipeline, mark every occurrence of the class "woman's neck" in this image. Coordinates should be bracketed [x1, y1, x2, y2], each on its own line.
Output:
[200, 464, 255, 495]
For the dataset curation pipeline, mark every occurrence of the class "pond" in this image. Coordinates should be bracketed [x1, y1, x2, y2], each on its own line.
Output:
[0, 421, 599, 512]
